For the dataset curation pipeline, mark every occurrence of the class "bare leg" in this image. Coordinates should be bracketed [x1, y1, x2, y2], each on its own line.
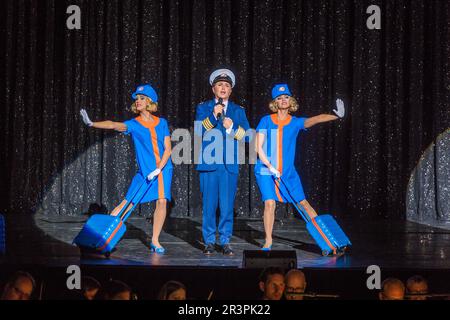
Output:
[151, 199, 167, 247]
[110, 200, 128, 217]
[299, 200, 318, 219]
[110, 200, 134, 218]
[263, 200, 276, 248]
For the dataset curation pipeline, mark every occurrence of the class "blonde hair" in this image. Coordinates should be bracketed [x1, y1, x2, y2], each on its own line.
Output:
[269, 96, 299, 113]
[131, 96, 158, 114]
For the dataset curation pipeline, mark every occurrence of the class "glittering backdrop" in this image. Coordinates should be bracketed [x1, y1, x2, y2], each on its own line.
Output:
[0, 0, 449, 219]
[407, 129, 450, 227]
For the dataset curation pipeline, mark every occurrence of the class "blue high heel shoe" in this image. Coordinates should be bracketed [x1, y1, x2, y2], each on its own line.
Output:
[261, 245, 272, 251]
[150, 243, 166, 254]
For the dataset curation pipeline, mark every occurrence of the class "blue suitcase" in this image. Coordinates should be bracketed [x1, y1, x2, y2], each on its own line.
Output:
[305, 214, 352, 256]
[73, 177, 156, 257]
[0, 214, 5, 255]
[278, 177, 352, 256]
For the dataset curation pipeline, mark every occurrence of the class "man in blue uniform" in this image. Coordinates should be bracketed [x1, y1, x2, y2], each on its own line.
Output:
[195, 69, 251, 255]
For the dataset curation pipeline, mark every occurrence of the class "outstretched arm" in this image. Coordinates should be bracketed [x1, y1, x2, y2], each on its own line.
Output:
[80, 109, 127, 132]
[304, 98, 345, 129]
[92, 121, 127, 132]
[304, 114, 338, 129]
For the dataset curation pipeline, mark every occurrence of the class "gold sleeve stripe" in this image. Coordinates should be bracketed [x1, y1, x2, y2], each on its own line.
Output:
[235, 126, 245, 140]
[202, 118, 214, 130]
[206, 117, 214, 129]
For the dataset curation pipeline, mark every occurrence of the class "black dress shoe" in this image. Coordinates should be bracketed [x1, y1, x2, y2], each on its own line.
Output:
[222, 244, 234, 256]
[203, 243, 215, 255]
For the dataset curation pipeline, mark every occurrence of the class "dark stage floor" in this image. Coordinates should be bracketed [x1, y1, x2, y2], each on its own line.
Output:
[2, 213, 450, 270]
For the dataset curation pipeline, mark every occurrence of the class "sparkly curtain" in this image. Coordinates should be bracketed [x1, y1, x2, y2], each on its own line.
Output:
[406, 129, 450, 226]
[0, 0, 449, 219]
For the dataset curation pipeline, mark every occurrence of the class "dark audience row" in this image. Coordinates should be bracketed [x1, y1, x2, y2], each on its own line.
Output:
[0, 268, 431, 300]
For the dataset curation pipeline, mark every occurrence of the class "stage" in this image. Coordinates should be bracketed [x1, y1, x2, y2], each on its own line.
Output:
[3, 212, 450, 269]
[2, 213, 450, 299]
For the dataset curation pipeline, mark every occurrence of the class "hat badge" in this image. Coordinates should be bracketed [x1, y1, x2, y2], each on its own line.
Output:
[279, 87, 285, 92]
[138, 86, 144, 91]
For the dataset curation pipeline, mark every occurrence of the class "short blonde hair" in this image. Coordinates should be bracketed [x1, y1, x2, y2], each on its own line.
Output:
[131, 96, 158, 114]
[269, 96, 299, 113]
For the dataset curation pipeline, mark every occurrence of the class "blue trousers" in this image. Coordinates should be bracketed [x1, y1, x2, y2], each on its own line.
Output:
[199, 165, 238, 246]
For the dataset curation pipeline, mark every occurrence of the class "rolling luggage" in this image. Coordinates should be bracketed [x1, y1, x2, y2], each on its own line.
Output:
[73, 177, 156, 257]
[277, 177, 351, 256]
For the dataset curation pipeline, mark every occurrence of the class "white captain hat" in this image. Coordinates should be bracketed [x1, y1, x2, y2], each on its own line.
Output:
[209, 69, 236, 88]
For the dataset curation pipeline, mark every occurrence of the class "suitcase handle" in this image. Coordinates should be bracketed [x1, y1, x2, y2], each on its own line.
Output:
[276, 177, 311, 223]
[117, 176, 157, 222]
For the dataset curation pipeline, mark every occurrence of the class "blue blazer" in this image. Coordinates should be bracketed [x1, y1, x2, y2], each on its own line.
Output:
[195, 99, 252, 173]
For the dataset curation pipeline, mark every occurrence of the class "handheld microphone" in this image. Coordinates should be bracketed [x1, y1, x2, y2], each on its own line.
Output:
[217, 98, 224, 120]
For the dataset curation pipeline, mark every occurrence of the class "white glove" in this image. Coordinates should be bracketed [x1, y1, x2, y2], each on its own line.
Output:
[224, 118, 234, 134]
[269, 166, 281, 179]
[80, 109, 93, 127]
[147, 168, 161, 181]
[333, 99, 345, 118]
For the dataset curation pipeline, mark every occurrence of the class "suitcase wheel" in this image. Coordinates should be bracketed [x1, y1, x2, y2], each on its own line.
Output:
[321, 250, 330, 256]
[104, 248, 117, 258]
[333, 247, 348, 256]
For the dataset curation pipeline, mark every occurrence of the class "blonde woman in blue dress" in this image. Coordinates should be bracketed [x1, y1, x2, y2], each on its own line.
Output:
[255, 84, 345, 251]
[80, 84, 172, 254]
